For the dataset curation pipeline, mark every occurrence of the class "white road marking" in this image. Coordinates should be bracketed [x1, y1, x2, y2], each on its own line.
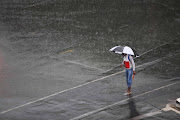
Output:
[131, 110, 162, 120]
[128, 101, 180, 120]
[24, 0, 51, 8]
[64, 60, 105, 71]
[139, 41, 172, 57]
[0, 59, 163, 115]
[70, 80, 180, 120]
[132, 103, 180, 120]
[162, 104, 180, 114]
[50, 56, 105, 71]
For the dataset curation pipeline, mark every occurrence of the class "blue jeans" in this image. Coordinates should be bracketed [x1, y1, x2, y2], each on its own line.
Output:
[126, 69, 133, 87]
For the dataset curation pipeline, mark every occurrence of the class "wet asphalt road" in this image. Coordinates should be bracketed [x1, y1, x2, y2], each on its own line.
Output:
[0, 0, 180, 120]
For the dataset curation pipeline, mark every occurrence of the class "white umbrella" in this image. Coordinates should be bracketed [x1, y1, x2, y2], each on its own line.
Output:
[109, 46, 135, 56]
[123, 46, 134, 55]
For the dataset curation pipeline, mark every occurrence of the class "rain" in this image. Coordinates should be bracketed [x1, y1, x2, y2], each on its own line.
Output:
[0, 0, 180, 119]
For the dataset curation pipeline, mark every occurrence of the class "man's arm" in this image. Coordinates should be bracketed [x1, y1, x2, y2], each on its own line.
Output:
[130, 56, 136, 75]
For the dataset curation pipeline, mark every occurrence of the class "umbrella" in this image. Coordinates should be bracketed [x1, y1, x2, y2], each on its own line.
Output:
[109, 46, 139, 57]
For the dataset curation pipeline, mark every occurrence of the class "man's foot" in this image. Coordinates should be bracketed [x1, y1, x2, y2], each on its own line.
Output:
[124, 92, 131, 96]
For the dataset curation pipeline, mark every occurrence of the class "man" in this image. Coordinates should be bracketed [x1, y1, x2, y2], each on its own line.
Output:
[121, 53, 136, 95]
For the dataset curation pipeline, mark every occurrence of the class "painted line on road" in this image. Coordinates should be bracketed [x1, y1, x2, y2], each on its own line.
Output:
[0, 59, 162, 115]
[139, 41, 174, 57]
[64, 60, 105, 71]
[133, 102, 180, 120]
[59, 50, 73, 54]
[50, 56, 105, 71]
[163, 104, 180, 114]
[70, 80, 180, 120]
[24, 0, 52, 8]
[131, 110, 162, 120]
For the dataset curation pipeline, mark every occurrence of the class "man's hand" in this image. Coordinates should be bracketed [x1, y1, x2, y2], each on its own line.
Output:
[120, 64, 124, 68]
[133, 71, 136, 75]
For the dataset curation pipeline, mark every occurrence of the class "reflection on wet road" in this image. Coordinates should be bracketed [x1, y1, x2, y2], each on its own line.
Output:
[128, 95, 139, 118]
[0, 0, 180, 120]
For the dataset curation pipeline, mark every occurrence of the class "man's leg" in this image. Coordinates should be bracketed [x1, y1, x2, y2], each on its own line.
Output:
[127, 69, 133, 94]
[125, 69, 128, 87]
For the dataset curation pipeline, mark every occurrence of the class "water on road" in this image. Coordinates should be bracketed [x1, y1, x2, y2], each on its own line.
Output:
[0, 0, 180, 120]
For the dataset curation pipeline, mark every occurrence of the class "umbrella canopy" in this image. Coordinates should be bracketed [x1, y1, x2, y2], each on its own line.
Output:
[123, 46, 134, 55]
[109, 46, 139, 57]
[109, 46, 124, 54]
